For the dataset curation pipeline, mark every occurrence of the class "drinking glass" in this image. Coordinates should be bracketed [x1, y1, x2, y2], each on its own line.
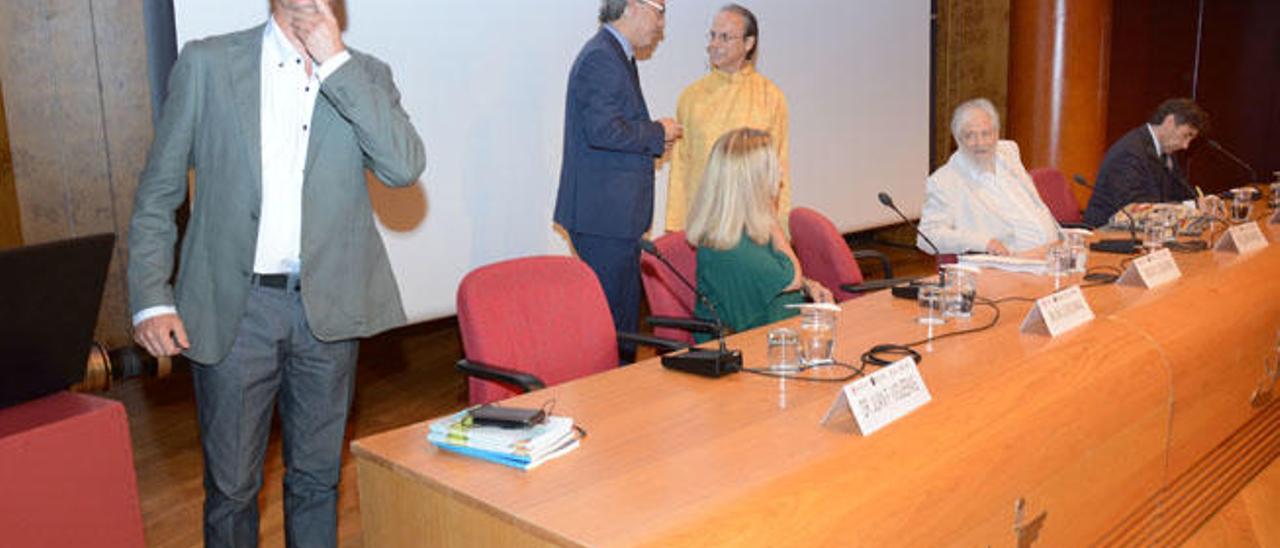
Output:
[1269, 182, 1280, 210]
[941, 264, 977, 319]
[1230, 188, 1254, 223]
[766, 328, 799, 373]
[1142, 210, 1169, 252]
[798, 307, 836, 366]
[916, 284, 944, 352]
[1046, 244, 1072, 289]
[1061, 228, 1092, 273]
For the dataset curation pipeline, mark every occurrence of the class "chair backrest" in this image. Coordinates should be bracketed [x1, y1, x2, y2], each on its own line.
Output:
[639, 231, 698, 345]
[1030, 167, 1083, 223]
[788, 207, 865, 303]
[456, 256, 618, 404]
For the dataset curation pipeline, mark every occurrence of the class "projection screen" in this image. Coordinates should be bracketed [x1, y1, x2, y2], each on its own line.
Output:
[172, 0, 930, 323]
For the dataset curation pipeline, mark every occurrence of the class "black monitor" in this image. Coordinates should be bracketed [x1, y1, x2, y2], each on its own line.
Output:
[0, 233, 115, 409]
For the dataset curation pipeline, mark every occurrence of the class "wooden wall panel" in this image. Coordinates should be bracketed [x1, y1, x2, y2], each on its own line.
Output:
[0, 83, 20, 250]
[933, 0, 1010, 170]
[0, 0, 153, 349]
[1107, 0, 1279, 194]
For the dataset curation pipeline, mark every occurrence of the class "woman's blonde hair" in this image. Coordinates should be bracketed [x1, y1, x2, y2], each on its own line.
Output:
[685, 128, 781, 250]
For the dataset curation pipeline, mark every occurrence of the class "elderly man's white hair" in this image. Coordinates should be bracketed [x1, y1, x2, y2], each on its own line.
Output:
[950, 98, 1000, 142]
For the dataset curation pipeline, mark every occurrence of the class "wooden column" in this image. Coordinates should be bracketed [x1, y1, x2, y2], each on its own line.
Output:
[1007, 0, 1111, 206]
[0, 83, 20, 250]
[933, 0, 1012, 170]
[0, 0, 153, 349]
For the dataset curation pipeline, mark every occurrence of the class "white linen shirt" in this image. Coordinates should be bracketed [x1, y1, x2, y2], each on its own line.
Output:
[918, 140, 1061, 254]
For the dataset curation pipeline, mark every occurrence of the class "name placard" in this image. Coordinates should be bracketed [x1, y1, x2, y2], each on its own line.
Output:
[1117, 248, 1182, 289]
[1020, 285, 1095, 337]
[1214, 222, 1269, 254]
[821, 357, 931, 436]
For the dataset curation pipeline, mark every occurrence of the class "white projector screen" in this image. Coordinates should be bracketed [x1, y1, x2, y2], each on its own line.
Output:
[172, 0, 930, 323]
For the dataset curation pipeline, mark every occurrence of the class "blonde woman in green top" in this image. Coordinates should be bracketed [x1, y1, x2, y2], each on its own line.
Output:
[684, 128, 832, 338]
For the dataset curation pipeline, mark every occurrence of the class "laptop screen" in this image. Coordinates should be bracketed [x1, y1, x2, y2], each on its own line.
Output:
[0, 233, 115, 409]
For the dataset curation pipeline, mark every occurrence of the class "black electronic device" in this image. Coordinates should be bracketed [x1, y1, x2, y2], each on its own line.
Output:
[0, 233, 116, 409]
[1072, 174, 1141, 254]
[638, 238, 743, 378]
[469, 404, 547, 428]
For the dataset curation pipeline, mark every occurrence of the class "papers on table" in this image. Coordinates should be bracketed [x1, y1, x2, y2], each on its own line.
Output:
[958, 254, 1047, 274]
[428, 408, 580, 471]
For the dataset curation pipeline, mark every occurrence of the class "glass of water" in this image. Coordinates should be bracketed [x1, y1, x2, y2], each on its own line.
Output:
[766, 327, 799, 373]
[1142, 210, 1169, 252]
[1046, 244, 1072, 289]
[1269, 182, 1280, 210]
[797, 305, 837, 366]
[1061, 228, 1092, 272]
[941, 264, 978, 320]
[1230, 187, 1254, 223]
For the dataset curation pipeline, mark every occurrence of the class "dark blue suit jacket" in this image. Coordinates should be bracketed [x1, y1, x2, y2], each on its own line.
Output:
[554, 28, 666, 239]
[1083, 126, 1194, 227]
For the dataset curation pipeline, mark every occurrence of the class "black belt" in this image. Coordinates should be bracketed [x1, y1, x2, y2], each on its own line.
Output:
[251, 273, 299, 291]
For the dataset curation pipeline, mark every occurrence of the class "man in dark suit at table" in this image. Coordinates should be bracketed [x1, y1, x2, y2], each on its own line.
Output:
[554, 0, 682, 362]
[127, 0, 425, 545]
[1083, 98, 1209, 227]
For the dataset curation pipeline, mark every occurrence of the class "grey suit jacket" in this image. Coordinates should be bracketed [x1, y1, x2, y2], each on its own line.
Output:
[128, 24, 426, 364]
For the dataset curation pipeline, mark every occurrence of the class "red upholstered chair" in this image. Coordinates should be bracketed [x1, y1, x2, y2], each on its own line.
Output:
[788, 207, 894, 302]
[0, 392, 145, 547]
[456, 255, 680, 405]
[640, 231, 700, 346]
[1030, 167, 1085, 225]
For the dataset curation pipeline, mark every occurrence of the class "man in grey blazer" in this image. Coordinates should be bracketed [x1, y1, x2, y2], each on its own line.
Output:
[127, 1, 424, 545]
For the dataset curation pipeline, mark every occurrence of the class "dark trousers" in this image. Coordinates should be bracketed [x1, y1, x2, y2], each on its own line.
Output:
[570, 231, 641, 363]
[191, 283, 358, 548]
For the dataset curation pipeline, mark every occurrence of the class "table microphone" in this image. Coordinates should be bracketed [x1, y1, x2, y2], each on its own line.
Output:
[639, 238, 742, 378]
[878, 191, 940, 257]
[1206, 139, 1259, 184]
[1072, 174, 1140, 254]
[876, 191, 940, 300]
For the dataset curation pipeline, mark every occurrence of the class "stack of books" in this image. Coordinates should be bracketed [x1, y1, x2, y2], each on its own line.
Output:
[427, 409, 580, 471]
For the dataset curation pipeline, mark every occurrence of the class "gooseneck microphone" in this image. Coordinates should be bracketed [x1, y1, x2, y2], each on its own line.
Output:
[639, 238, 742, 378]
[878, 191, 941, 257]
[1206, 139, 1258, 184]
[1072, 174, 1140, 254]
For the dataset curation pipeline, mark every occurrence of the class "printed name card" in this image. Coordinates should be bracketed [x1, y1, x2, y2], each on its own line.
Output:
[1117, 248, 1182, 289]
[1215, 221, 1269, 254]
[1020, 285, 1095, 337]
[821, 357, 931, 436]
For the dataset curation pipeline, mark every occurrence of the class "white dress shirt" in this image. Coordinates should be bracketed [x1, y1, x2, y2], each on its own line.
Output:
[133, 18, 350, 325]
[918, 140, 1061, 254]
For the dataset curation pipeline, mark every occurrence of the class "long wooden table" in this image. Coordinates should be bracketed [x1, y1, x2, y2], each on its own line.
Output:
[352, 219, 1280, 547]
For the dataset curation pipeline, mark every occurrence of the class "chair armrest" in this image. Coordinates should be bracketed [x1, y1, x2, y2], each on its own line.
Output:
[840, 275, 927, 294]
[851, 248, 894, 279]
[1059, 222, 1092, 230]
[618, 332, 689, 354]
[455, 359, 546, 392]
[647, 315, 722, 335]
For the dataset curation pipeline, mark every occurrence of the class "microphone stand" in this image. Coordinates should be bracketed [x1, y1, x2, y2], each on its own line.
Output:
[639, 239, 742, 378]
[1072, 175, 1141, 254]
[876, 191, 942, 299]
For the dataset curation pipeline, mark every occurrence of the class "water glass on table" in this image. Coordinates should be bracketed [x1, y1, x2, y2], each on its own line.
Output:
[798, 306, 837, 366]
[1230, 187, 1255, 223]
[941, 264, 978, 320]
[766, 327, 799, 373]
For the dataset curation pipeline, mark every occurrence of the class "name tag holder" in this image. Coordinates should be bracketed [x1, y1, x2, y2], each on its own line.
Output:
[1117, 248, 1182, 289]
[1214, 221, 1268, 254]
[1020, 285, 1095, 337]
[821, 357, 931, 436]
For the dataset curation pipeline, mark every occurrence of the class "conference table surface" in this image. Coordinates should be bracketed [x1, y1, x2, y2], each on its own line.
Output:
[352, 215, 1280, 547]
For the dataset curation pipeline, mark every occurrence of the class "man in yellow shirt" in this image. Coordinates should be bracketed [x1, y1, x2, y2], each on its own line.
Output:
[665, 3, 789, 232]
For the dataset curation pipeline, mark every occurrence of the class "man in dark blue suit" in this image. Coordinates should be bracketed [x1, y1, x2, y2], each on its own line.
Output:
[554, 0, 682, 361]
[1084, 98, 1208, 227]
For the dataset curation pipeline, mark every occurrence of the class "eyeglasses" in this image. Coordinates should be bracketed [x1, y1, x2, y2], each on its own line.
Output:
[638, 0, 665, 15]
[707, 31, 743, 43]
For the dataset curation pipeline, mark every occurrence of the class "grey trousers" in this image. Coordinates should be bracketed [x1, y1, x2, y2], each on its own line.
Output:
[191, 283, 358, 548]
